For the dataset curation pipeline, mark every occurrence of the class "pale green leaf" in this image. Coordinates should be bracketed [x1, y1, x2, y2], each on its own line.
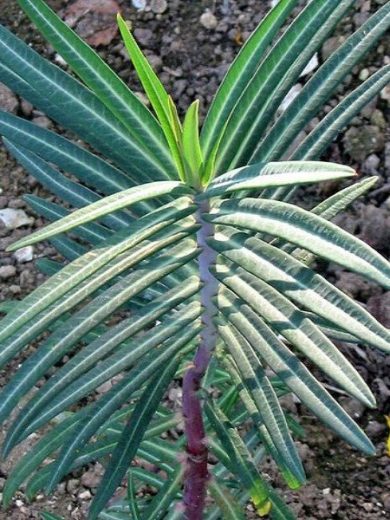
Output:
[207, 198, 390, 289]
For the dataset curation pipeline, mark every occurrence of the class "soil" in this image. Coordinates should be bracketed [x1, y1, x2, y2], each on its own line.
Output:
[0, 0, 389, 519]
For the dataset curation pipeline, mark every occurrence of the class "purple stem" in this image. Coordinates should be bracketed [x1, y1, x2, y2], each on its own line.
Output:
[182, 199, 218, 520]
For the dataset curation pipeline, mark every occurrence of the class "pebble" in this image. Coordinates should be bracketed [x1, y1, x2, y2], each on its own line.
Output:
[0, 83, 18, 113]
[67, 478, 80, 494]
[362, 154, 380, 174]
[339, 397, 366, 419]
[81, 466, 103, 489]
[151, 0, 168, 14]
[78, 490, 92, 500]
[371, 109, 386, 129]
[380, 85, 390, 104]
[367, 292, 390, 328]
[300, 53, 319, 76]
[13, 246, 34, 263]
[0, 265, 17, 279]
[32, 115, 52, 129]
[359, 68, 370, 81]
[133, 28, 154, 45]
[321, 36, 345, 61]
[343, 125, 385, 161]
[365, 420, 386, 437]
[200, 11, 218, 30]
[132, 0, 146, 9]
[0, 208, 33, 229]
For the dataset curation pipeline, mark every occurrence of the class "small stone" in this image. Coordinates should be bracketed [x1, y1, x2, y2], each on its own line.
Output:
[81, 467, 103, 489]
[20, 99, 33, 117]
[0, 208, 34, 229]
[132, 0, 146, 9]
[365, 420, 386, 437]
[96, 380, 113, 394]
[134, 91, 150, 106]
[322, 36, 345, 61]
[133, 28, 154, 46]
[367, 292, 390, 328]
[381, 85, 390, 104]
[362, 154, 380, 174]
[0, 83, 18, 113]
[200, 11, 218, 30]
[359, 205, 390, 251]
[32, 115, 51, 129]
[371, 109, 386, 129]
[361, 96, 378, 118]
[381, 492, 390, 511]
[54, 53, 67, 67]
[78, 490, 92, 500]
[300, 53, 319, 77]
[339, 397, 366, 419]
[67, 478, 80, 493]
[151, 0, 168, 14]
[0, 266, 17, 279]
[13, 246, 34, 263]
[343, 125, 385, 161]
[362, 502, 374, 513]
[359, 68, 370, 81]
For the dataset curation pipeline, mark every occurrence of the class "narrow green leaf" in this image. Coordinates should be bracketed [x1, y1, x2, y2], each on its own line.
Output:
[3, 225, 196, 367]
[17, 0, 175, 176]
[88, 357, 181, 519]
[210, 230, 390, 352]
[208, 479, 245, 520]
[4, 139, 133, 231]
[8, 181, 192, 251]
[0, 26, 165, 180]
[41, 513, 64, 520]
[206, 399, 295, 516]
[206, 198, 390, 289]
[218, 353, 303, 490]
[252, 4, 390, 163]
[294, 65, 390, 161]
[202, 161, 355, 198]
[5, 278, 200, 450]
[2, 412, 83, 506]
[215, 323, 305, 487]
[311, 177, 379, 220]
[200, 0, 299, 159]
[0, 198, 196, 364]
[0, 110, 137, 196]
[182, 100, 203, 188]
[45, 327, 199, 495]
[0, 241, 199, 435]
[128, 471, 142, 520]
[140, 466, 184, 520]
[24, 303, 200, 445]
[25, 195, 111, 245]
[117, 14, 185, 181]
[213, 264, 375, 406]
[218, 292, 375, 456]
[215, 0, 348, 172]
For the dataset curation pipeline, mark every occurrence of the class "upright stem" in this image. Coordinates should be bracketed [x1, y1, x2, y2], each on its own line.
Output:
[182, 198, 218, 520]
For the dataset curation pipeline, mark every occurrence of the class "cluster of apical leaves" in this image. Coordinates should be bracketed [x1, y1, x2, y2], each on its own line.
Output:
[0, 0, 389, 519]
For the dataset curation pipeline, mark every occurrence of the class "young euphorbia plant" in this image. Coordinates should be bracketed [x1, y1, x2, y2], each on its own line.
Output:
[0, 0, 389, 518]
